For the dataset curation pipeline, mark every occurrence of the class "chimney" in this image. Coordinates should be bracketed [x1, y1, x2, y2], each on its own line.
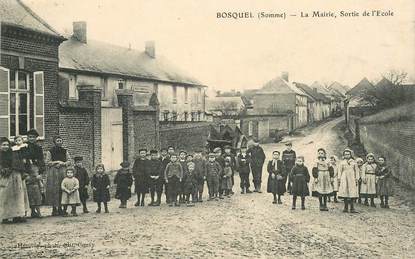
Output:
[73, 21, 87, 44]
[281, 72, 289, 82]
[145, 41, 155, 58]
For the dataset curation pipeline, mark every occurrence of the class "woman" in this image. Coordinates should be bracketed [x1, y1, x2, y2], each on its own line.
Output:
[0, 137, 30, 223]
[338, 148, 359, 213]
[45, 136, 72, 216]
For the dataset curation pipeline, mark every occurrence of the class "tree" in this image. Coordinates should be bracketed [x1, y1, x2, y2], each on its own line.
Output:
[382, 69, 408, 85]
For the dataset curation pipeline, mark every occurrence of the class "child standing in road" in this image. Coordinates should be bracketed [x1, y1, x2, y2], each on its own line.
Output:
[328, 155, 339, 203]
[147, 150, 163, 206]
[178, 150, 188, 204]
[312, 148, 334, 211]
[193, 150, 206, 202]
[61, 168, 81, 216]
[236, 146, 251, 194]
[376, 156, 393, 209]
[132, 149, 149, 207]
[289, 156, 310, 210]
[183, 162, 198, 206]
[73, 156, 90, 213]
[361, 153, 377, 207]
[355, 158, 364, 204]
[206, 153, 222, 201]
[221, 157, 233, 198]
[267, 151, 285, 204]
[338, 149, 359, 213]
[91, 164, 110, 213]
[164, 154, 183, 207]
[114, 161, 133, 208]
[282, 142, 296, 193]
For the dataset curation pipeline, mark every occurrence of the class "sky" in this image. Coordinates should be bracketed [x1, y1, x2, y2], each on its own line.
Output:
[24, 0, 415, 93]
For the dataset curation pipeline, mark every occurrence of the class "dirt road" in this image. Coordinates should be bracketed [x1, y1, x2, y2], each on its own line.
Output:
[1, 118, 414, 258]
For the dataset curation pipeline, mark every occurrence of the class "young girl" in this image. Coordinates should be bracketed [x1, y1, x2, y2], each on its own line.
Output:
[221, 158, 233, 198]
[338, 148, 359, 213]
[0, 137, 29, 223]
[114, 161, 133, 208]
[376, 156, 393, 208]
[289, 156, 310, 210]
[91, 164, 110, 213]
[361, 153, 377, 207]
[25, 168, 43, 218]
[183, 162, 197, 206]
[312, 148, 334, 211]
[61, 168, 81, 216]
[355, 158, 364, 204]
[328, 155, 339, 203]
[266, 151, 285, 204]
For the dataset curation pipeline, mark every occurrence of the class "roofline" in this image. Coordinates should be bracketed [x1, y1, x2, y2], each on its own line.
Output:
[59, 67, 207, 88]
[1, 22, 66, 42]
[17, 0, 64, 38]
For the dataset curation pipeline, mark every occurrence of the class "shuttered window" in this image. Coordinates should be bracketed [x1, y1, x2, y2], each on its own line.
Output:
[0, 67, 10, 138]
[34, 72, 45, 138]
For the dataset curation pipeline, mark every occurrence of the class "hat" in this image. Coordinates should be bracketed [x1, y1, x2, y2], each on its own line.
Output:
[0, 137, 10, 145]
[179, 150, 187, 155]
[150, 150, 158, 154]
[120, 161, 130, 168]
[26, 129, 39, 137]
[74, 156, 83, 162]
[285, 142, 292, 146]
[160, 148, 168, 152]
[356, 158, 364, 163]
[213, 147, 221, 153]
[208, 152, 216, 157]
[343, 148, 353, 155]
[366, 153, 375, 159]
[138, 148, 147, 153]
[194, 149, 203, 153]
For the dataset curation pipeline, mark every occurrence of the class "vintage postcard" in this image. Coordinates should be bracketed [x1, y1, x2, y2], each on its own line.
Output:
[0, 0, 414, 258]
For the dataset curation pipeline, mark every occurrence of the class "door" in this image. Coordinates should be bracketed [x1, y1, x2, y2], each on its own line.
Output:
[102, 107, 123, 171]
[109, 123, 123, 170]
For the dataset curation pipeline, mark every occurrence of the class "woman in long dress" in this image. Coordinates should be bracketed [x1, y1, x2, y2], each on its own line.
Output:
[0, 137, 30, 223]
[45, 136, 71, 216]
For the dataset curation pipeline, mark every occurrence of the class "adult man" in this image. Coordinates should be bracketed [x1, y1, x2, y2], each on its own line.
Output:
[248, 139, 266, 193]
[282, 142, 296, 193]
[213, 147, 225, 198]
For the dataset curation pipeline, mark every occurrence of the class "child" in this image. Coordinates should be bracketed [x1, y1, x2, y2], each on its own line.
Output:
[289, 156, 310, 210]
[356, 158, 364, 204]
[164, 154, 183, 206]
[61, 168, 81, 216]
[25, 169, 43, 218]
[376, 156, 393, 208]
[186, 154, 194, 163]
[114, 161, 133, 208]
[159, 148, 170, 204]
[267, 151, 285, 204]
[74, 156, 90, 213]
[223, 145, 236, 195]
[206, 153, 222, 201]
[178, 150, 188, 203]
[91, 164, 110, 213]
[132, 149, 149, 207]
[214, 147, 225, 198]
[282, 142, 296, 193]
[361, 153, 377, 207]
[148, 150, 163, 206]
[328, 155, 339, 203]
[338, 149, 359, 213]
[183, 162, 198, 206]
[237, 146, 252, 194]
[193, 150, 207, 202]
[312, 148, 334, 211]
[221, 157, 233, 198]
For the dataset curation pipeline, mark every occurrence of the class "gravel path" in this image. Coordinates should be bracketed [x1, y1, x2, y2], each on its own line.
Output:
[1, 118, 414, 258]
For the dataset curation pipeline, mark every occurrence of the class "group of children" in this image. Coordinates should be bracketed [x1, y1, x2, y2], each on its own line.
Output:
[266, 143, 394, 213]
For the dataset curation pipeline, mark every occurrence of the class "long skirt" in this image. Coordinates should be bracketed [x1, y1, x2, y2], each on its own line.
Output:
[291, 175, 309, 197]
[360, 174, 377, 198]
[267, 175, 286, 195]
[377, 178, 393, 196]
[61, 190, 81, 205]
[0, 171, 30, 220]
[45, 166, 66, 207]
[313, 170, 333, 196]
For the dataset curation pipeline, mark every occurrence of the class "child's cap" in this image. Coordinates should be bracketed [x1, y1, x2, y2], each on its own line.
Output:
[138, 148, 147, 153]
[297, 156, 305, 161]
[120, 161, 130, 168]
[27, 128, 39, 137]
[179, 150, 187, 155]
[208, 152, 216, 157]
[74, 156, 83, 162]
[150, 150, 158, 154]
[366, 153, 375, 159]
[213, 147, 221, 153]
[285, 142, 292, 146]
[356, 158, 364, 163]
[160, 148, 168, 152]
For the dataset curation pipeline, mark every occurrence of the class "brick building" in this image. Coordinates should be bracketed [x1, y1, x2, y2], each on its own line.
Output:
[0, 0, 65, 148]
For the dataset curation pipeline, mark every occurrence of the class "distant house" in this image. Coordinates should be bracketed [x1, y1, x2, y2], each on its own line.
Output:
[310, 81, 338, 116]
[253, 72, 308, 130]
[346, 77, 374, 98]
[345, 77, 375, 126]
[206, 95, 247, 117]
[294, 82, 330, 123]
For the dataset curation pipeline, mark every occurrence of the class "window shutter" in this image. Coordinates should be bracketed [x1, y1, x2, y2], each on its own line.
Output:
[0, 67, 10, 138]
[33, 71, 45, 138]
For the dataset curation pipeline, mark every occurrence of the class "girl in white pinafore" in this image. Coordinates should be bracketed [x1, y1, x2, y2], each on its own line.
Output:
[328, 155, 339, 203]
[338, 148, 359, 213]
[361, 153, 377, 207]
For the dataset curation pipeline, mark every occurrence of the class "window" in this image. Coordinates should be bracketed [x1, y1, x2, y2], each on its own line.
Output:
[248, 121, 253, 136]
[0, 68, 44, 138]
[184, 86, 188, 104]
[163, 111, 169, 121]
[68, 74, 78, 99]
[172, 111, 177, 121]
[101, 77, 108, 99]
[172, 86, 177, 104]
[184, 111, 188, 121]
[118, 79, 125, 89]
[197, 88, 201, 104]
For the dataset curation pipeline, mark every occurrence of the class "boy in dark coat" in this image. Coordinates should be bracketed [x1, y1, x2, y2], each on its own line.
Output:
[248, 139, 266, 193]
[282, 142, 296, 193]
[159, 148, 170, 204]
[148, 150, 163, 206]
[132, 149, 149, 206]
[74, 156, 90, 213]
[236, 146, 252, 194]
[91, 164, 110, 213]
[193, 150, 207, 202]
[206, 153, 222, 201]
[114, 161, 133, 208]
[223, 145, 236, 194]
[178, 150, 188, 203]
[267, 151, 285, 204]
[183, 162, 198, 206]
[289, 156, 310, 210]
[164, 154, 183, 206]
[213, 147, 225, 198]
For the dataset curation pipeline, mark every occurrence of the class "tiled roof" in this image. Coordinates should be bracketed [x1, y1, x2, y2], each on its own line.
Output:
[0, 0, 63, 38]
[59, 37, 204, 86]
[294, 82, 330, 102]
[259, 77, 306, 96]
[347, 77, 374, 96]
